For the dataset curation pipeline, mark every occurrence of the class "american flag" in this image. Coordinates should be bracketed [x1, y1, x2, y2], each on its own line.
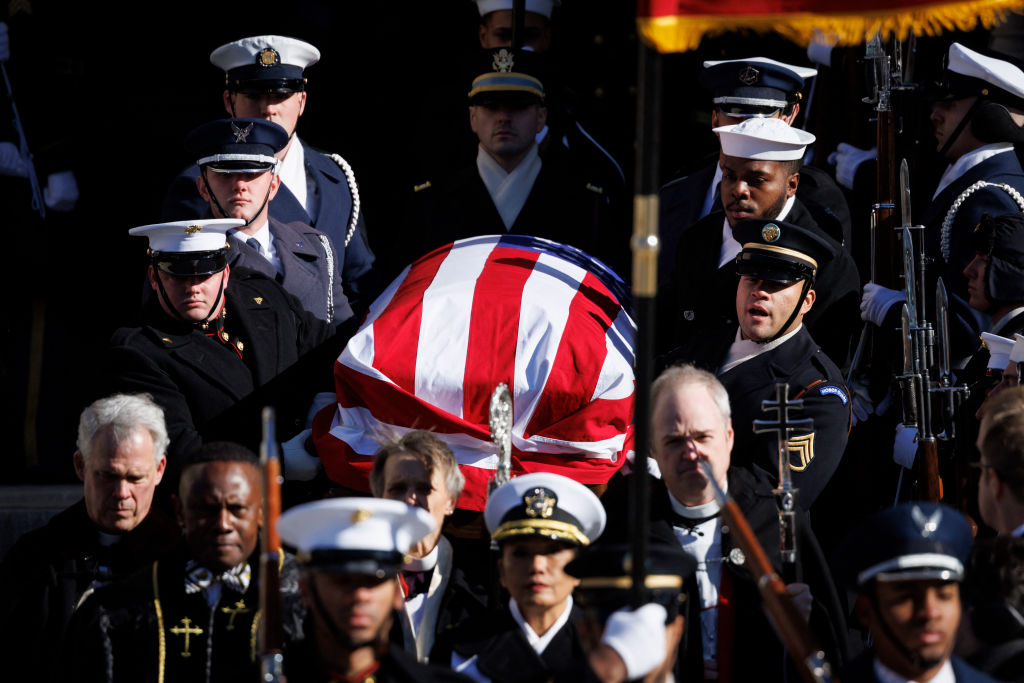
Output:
[313, 234, 636, 511]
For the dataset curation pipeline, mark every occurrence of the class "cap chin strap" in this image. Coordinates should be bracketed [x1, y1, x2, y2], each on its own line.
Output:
[154, 268, 226, 328]
[869, 591, 948, 674]
[200, 168, 275, 230]
[767, 277, 811, 343]
[938, 97, 983, 158]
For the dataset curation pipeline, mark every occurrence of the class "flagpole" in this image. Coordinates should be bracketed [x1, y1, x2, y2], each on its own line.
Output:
[629, 27, 661, 608]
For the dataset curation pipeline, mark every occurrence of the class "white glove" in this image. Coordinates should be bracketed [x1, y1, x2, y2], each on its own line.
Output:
[0, 23, 9, 62]
[860, 282, 905, 326]
[281, 428, 321, 481]
[0, 141, 28, 177]
[828, 143, 876, 190]
[806, 30, 836, 67]
[893, 423, 918, 469]
[43, 170, 79, 211]
[600, 604, 667, 681]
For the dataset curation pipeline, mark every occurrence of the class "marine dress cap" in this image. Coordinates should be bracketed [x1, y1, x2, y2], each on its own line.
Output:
[836, 502, 973, 589]
[186, 118, 289, 173]
[983, 332, 1016, 371]
[484, 472, 606, 546]
[468, 47, 545, 105]
[733, 218, 834, 284]
[130, 219, 243, 277]
[474, 0, 560, 18]
[211, 35, 320, 94]
[700, 57, 815, 117]
[715, 117, 815, 161]
[278, 498, 435, 576]
[943, 42, 1024, 108]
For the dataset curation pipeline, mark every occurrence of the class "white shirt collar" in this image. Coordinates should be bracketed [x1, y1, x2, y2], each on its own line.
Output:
[666, 487, 726, 519]
[873, 656, 954, 683]
[719, 324, 803, 375]
[278, 134, 308, 209]
[934, 142, 1014, 198]
[403, 543, 439, 572]
[509, 595, 574, 655]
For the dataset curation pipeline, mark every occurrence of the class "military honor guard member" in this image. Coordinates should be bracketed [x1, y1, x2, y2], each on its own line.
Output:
[277, 497, 469, 683]
[368, 431, 489, 661]
[186, 117, 353, 326]
[664, 220, 852, 506]
[162, 34, 378, 315]
[601, 364, 848, 682]
[658, 56, 851, 285]
[105, 219, 338, 469]
[835, 502, 998, 682]
[399, 47, 620, 275]
[662, 116, 860, 366]
[66, 442, 305, 683]
[861, 42, 1024, 363]
[0, 394, 178, 682]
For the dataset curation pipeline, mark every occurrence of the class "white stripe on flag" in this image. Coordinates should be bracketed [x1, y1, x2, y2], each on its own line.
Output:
[415, 240, 495, 419]
[592, 309, 637, 402]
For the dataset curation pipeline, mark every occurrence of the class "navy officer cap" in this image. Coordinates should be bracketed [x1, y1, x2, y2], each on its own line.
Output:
[699, 57, 816, 118]
[835, 502, 973, 590]
[185, 118, 289, 174]
[211, 35, 319, 94]
[733, 218, 835, 285]
[484, 472, 605, 547]
[971, 213, 1024, 303]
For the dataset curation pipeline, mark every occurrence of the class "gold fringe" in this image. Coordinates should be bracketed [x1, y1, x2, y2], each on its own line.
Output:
[637, 0, 1024, 52]
[152, 562, 166, 683]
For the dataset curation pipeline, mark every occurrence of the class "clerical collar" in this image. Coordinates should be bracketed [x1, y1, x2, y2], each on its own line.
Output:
[719, 324, 802, 375]
[97, 530, 122, 547]
[403, 543, 439, 572]
[667, 487, 725, 520]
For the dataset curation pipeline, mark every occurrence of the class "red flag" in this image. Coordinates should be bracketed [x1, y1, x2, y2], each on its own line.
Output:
[314, 235, 636, 511]
[637, 0, 1024, 52]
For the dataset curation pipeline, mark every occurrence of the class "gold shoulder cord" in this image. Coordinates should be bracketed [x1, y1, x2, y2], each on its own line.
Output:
[151, 561, 166, 683]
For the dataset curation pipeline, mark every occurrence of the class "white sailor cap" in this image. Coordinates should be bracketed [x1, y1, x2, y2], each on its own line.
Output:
[715, 117, 815, 161]
[211, 35, 320, 94]
[474, 0, 560, 18]
[983, 331, 1016, 371]
[948, 42, 1024, 106]
[702, 56, 818, 82]
[278, 498, 435, 576]
[484, 472, 606, 547]
[1009, 333, 1024, 364]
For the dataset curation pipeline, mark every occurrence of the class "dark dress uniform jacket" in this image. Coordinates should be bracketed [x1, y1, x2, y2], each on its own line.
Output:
[841, 653, 1000, 682]
[431, 603, 589, 683]
[658, 161, 852, 287]
[284, 640, 472, 683]
[65, 545, 305, 683]
[922, 152, 1024, 361]
[659, 199, 861, 366]
[665, 325, 851, 507]
[601, 470, 850, 683]
[396, 153, 621, 279]
[162, 147, 379, 315]
[225, 216, 353, 326]
[0, 501, 179, 682]
[106, 268, 335, 467]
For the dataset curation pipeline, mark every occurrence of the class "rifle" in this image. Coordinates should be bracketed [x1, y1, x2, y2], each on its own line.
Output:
[698, 459, 838, 683]
[1, 62, 45, 219]
[259, 407, 284, 683]
[753, 383, 813, 584]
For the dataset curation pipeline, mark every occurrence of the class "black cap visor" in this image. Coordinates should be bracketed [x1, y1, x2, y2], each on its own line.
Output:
[736, 250, 815, 285]
[297, 549, 404, 578]
[152, 249, 228, 277]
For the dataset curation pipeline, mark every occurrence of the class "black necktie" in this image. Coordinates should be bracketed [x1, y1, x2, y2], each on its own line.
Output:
[404, 568, 432, 599]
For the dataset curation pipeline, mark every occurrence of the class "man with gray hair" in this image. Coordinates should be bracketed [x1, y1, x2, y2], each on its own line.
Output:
[369, 431, 488, 661]
[0, 393, 180, 680]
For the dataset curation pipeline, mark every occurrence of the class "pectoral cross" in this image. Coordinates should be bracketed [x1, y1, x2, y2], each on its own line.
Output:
[169, 617, 203, 658]
[220, 600, 250, 631]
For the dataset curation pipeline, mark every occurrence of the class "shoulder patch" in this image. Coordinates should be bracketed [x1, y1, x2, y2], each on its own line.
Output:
[818, 385, 849, 405]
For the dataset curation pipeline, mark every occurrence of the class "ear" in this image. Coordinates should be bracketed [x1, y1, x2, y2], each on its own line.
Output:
[853, 593, 875, 629]
[296, 91, 307, 118]
[469, 106, 479, 136]
[478, 22, 488, 47]
[73, 450, 87, 482]
[268, 173, 281, 202]
[222, 90, 234, 116]
[801, 287, 816, 315]
[535, 105, 548, 134]
[786, 171, 800, 198]
[153, 455, 167, 486]
[147, 265, 159, 292]
[725, 418, 735, 452]
[196, 173, 212, 204]
[783, 103, 800, 125]
[222, 264, 231, 290]
[497, 551, 507, 589]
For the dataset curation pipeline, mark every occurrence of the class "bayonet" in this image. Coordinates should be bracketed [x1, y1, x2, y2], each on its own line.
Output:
[902, 225, 918, 326]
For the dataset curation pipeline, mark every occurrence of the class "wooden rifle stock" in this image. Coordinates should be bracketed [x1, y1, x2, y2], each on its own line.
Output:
[916, 438, 943, 503]
[260, 407, 284, 682]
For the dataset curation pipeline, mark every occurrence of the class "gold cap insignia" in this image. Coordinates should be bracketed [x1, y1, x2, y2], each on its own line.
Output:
[738, 65, 760, 86]
[184, 224, 203, 235]
[253, 297, 264, 305]
[351, 509, 372, 523]
[257, 47, 279, 67]
[493, 48, 515, 73]
[761, 223, 781, 243]
[524, 487, 557, 519]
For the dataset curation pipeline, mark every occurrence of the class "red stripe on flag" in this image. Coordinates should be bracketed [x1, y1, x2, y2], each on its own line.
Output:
[313, 405, 374, 494]
[368, 244, 451, 396]
[461, 248, 540, 426]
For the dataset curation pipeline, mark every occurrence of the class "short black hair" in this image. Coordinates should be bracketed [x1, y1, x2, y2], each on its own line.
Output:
[182, 441, 259, 469]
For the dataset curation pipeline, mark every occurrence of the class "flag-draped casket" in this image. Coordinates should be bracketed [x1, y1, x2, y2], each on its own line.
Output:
[313, 235, 636, 511]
